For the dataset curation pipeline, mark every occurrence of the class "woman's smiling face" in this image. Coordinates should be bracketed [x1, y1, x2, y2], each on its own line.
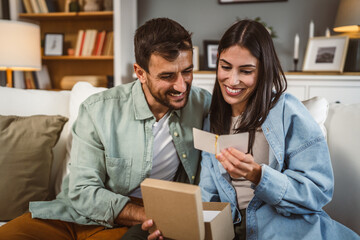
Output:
[217, 45, 259, 117]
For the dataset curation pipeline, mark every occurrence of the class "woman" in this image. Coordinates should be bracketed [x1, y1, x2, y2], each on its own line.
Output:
[199, 20, 358, 240]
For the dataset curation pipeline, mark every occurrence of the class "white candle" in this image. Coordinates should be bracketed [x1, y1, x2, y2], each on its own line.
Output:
[325, 28, 331, 37]
[309, 20, 314, 38]
[294, 34, 299, 59]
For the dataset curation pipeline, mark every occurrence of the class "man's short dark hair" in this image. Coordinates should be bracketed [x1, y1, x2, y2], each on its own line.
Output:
[134, 18, 193, 73]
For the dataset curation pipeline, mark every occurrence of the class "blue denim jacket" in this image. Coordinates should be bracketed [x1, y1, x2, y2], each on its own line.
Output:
[200, 93, 359, 240]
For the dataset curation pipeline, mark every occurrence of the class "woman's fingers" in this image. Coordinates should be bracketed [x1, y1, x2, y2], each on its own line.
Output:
[217, 148, 261, 183]
[217, 150, 245, 178]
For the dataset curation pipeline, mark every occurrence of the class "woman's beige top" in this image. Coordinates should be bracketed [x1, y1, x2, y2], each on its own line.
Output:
[230, 116, 269, 210]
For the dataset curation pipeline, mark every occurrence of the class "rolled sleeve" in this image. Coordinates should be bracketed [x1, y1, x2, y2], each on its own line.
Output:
[254, 165, 288, 205]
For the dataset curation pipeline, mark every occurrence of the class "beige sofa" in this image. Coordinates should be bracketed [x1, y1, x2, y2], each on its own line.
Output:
[0, 82, 359, 235]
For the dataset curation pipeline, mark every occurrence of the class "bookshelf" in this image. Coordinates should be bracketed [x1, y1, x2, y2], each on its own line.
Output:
[19, 11, 113, 89]
[14, 0, 137, 90]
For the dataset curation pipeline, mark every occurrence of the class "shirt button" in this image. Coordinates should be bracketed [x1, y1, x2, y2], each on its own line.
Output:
[182, 153, 187, 159]
[192, 176, 195, 180]
[174, 132, 179, 137]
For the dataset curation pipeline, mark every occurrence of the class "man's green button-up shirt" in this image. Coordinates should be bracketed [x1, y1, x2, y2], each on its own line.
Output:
[30, 80, 211, 227]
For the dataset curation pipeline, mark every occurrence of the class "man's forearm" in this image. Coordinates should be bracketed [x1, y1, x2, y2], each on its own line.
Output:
[115, 202, 146, 226]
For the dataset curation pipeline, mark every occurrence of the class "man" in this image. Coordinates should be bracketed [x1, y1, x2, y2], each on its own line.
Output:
[0, 18, 211, 239]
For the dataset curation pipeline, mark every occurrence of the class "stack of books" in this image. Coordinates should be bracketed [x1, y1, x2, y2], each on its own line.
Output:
[4, 65, 52, 89]
[74, 29, 113, 57]
[22, 0, 57, 13]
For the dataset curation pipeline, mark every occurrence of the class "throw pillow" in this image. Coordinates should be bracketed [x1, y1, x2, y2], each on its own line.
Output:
[0, 115, 68, 221]
[302, 96, 329, 137]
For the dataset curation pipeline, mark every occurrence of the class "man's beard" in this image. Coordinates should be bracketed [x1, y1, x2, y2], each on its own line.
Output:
[150, 83, 191, 110]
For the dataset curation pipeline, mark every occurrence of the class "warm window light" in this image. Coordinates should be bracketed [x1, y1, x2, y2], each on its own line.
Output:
[333, 0, 360, 33]
[0, 20, 41, 87]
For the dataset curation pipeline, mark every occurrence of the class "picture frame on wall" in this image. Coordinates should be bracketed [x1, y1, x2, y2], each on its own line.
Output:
[219, 0, 287, 3]
[44, 33, 64, 56]
[203, 40, 219, 70]
[303, 36, 349, 72]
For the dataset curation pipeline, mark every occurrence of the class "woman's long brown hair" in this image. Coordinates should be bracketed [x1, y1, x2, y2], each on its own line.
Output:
[210, 20, 287, 154]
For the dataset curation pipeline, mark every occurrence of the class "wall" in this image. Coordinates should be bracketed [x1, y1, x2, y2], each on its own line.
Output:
[138, 0, 340, 72]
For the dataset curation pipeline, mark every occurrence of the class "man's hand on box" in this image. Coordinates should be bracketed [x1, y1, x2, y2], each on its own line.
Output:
[141, 219, 163, 240]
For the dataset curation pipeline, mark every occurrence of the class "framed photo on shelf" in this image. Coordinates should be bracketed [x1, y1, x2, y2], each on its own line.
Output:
[219, 0, 287, 3]
[303, 36, 349, 72]
[203, 40, 219, 70]
[44, 33, 64, 56]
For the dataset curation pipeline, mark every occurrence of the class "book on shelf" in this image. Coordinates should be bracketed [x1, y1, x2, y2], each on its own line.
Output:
[0, 71, 6, 87]
[24, 71, 36, 89]
[38, 0, 49, 13]
[0, 71, 25, 89]
[81, 29, 97, 56]
[74, 29, 85, 56]
[74, 29, 110, 57]
[102, 31, 113, 56]
[87, 30, 98, 56]
[12, 66, 52, 90]
[31, 71, 40, 89]
[29, 0, 40, 13]
[23, 0, 56, 13]
[91, 31, 102, 56]
[13, 71, 26, 89]
[93, 30, 107, 56]
[79, 29, 91, 56]
[22, 0, 33, 13]
[35, 65, 52, 89]
[64, 0, 71, 12]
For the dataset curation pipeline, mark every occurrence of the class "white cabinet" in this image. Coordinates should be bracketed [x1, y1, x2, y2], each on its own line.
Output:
[286, 74, 360, 104]
[193, 72, 360, 104]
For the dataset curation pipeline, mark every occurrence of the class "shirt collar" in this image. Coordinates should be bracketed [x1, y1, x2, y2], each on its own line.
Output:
[132, 80, 154, 120]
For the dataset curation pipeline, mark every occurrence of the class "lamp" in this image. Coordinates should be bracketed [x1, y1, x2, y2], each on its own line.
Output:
[333, 0, 360, 71]
[333, 0, 360, 33]
[0, 20, 41, 87]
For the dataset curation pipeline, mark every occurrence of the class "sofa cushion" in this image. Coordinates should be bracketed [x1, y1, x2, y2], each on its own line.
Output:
[0, 87, 70, 199]
[0, 115, 68, 221]
[323, 103, 360, 234]
[302, 96, 328, 137]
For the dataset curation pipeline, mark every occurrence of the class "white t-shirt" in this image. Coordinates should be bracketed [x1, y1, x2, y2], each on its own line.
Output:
[130, 112, 180, 198]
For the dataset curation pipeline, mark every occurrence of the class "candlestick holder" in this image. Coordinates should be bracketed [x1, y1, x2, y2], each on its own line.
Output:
[293, 58, 299, 72]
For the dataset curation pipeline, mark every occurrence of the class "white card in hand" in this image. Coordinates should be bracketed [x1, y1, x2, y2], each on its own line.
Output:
[193, 128, 249, 155]
[193, 128, 218, 154]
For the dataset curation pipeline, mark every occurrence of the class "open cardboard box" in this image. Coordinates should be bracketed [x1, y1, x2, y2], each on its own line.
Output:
[141, 178, 234, 240]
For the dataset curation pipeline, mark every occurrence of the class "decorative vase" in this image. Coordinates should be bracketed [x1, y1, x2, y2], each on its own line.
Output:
[83, 0, 100, 12]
